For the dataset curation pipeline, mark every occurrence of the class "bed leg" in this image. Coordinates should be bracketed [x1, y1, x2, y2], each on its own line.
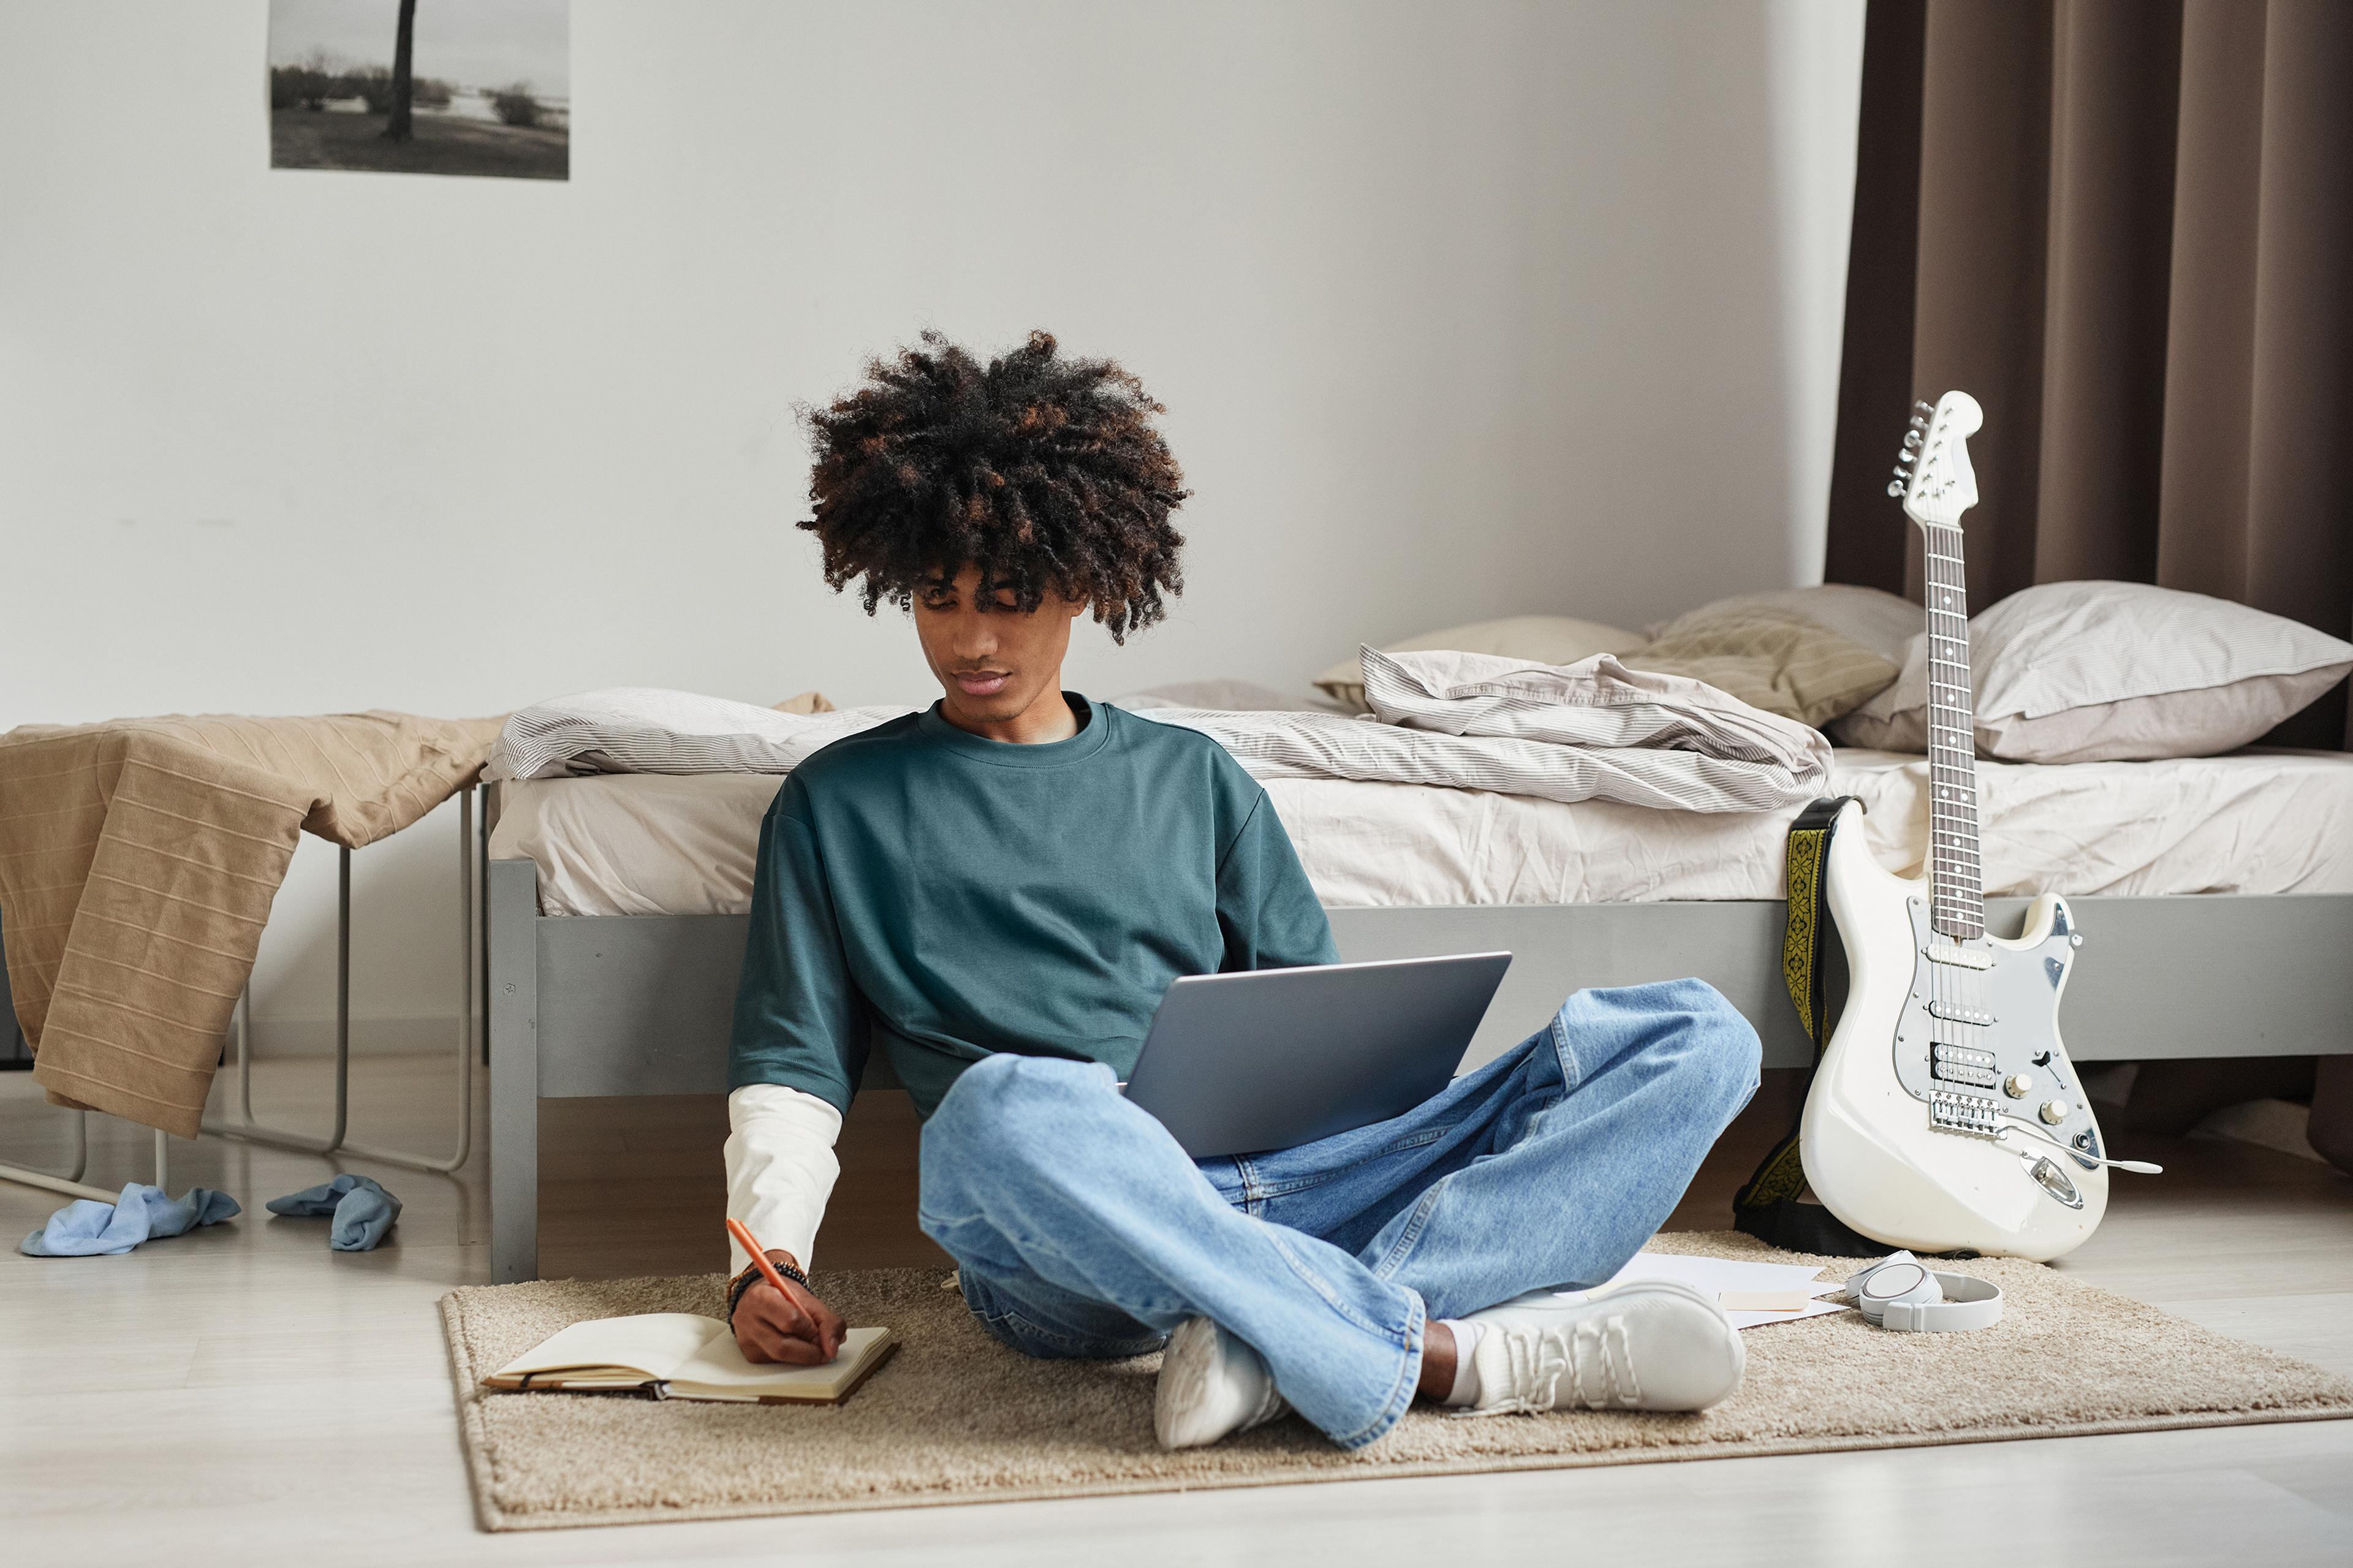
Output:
[488, 856, 540, 1282]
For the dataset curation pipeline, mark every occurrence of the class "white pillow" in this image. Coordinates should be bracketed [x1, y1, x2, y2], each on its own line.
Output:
[491, 688, 911, 779]
[1833, 581, 2353, 762]
[1313, 615, 1643, 711]
[1648, 583, 1923, 666]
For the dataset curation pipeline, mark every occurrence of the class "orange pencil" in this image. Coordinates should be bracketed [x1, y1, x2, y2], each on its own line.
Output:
[727, 1217, 795, 1299]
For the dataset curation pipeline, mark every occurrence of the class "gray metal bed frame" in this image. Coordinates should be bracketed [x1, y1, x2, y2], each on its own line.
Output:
[484, 844, 2353, 1282]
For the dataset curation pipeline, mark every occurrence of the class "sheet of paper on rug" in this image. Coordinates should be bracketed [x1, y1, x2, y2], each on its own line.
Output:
[1548, 1252, 1852, 1331]
[1719, 1290, 1821, 1312]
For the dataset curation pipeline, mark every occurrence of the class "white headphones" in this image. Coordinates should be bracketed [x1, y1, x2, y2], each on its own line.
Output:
[1843, 1251, 2004, 1333]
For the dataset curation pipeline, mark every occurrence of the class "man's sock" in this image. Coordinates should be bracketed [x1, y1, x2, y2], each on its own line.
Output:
[1436, 1319, 1485, 1406]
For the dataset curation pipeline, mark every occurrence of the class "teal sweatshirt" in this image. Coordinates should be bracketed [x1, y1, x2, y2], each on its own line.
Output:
[726, 696, 1339, 1119]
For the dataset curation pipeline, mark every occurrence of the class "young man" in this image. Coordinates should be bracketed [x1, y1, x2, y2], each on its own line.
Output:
[724, 331, 1761, 1450]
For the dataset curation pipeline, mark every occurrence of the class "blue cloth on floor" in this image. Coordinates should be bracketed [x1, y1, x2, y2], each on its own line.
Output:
[19, 1183, 241, 1257]
[266, 1173, 401, 1251]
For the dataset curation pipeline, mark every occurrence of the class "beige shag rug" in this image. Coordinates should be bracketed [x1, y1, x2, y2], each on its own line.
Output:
[441, 1231, 2353, 1531]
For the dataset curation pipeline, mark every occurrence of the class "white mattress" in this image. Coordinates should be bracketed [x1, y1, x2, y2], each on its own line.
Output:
[490, 749, 2353, 917]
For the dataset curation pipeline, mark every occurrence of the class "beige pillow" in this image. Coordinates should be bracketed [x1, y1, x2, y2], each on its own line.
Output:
[1833, 580, 2353, 762]
[1646, 583, 1923, 665]
[1313, 615, 1643, 711]
[1623, 605, 1899, 728]
[1114, 680, 1331, 713]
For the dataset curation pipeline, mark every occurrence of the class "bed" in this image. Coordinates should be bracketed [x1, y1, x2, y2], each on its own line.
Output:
[482, 743, 2353, 1282]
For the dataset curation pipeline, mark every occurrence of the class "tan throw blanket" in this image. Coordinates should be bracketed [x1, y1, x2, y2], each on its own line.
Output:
[0, 713, 504, 1137]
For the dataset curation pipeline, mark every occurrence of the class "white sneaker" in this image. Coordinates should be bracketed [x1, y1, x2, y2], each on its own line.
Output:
[1455, 1279, 1745, 1415]
[1154, 1316, 1289, 1449]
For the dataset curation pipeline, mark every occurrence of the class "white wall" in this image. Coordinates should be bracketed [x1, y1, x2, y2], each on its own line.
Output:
[0, 0, 1863, 1043]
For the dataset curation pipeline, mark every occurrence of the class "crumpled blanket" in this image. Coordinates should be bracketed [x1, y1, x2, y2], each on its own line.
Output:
[1140, 648, 1833, 812]
[267, 1173, 402, 1251]
[19, 1183, 241, 1257]
[0, 712, 505, 1137]
[487, 651, 1828, 813]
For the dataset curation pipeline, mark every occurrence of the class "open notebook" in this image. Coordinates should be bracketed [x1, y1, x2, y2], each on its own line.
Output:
[483, 1313, 895, 1404]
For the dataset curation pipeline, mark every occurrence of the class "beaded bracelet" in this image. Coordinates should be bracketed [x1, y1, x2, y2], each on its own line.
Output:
[726, 1256, 811, 1324]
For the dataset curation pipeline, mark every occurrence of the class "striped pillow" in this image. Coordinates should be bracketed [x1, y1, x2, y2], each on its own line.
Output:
[1623, 605, 1899, 729]
[1645, 583, 1922, 664]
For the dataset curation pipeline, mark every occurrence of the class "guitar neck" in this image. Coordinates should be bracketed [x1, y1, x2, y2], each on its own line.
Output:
[1920, 523, 1984, 940]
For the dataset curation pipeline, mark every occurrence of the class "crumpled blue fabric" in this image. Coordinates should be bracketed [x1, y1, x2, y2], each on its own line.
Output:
[19, 1183, 242, 1257]
[266, 1173, 401, 1251]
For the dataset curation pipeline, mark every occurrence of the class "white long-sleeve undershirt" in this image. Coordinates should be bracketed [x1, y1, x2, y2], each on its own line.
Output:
[722, 1083, 844, 1276]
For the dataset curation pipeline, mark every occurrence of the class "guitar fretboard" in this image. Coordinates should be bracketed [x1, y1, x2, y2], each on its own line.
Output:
[1921, 524, 1984, 940]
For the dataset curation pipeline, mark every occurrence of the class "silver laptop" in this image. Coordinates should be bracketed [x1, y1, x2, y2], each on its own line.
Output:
[1121, 952, 1512, 1158]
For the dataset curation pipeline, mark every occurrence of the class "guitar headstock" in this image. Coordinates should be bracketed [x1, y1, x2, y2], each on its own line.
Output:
[1887, 389, 1983, 529]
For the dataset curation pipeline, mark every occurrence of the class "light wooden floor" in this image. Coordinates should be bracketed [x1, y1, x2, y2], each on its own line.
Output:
[3, 1054, 2349, 1567]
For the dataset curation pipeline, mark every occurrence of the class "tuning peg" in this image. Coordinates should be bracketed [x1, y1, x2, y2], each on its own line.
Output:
[1887, 480, 1906, 498]
[1898, 450, 1915, 466]
[1914, 400, 1934, 415]
[1903, 430, 1923, 450]
[1909, 414, 1928, 430]
[1893, 466, 1909, 481]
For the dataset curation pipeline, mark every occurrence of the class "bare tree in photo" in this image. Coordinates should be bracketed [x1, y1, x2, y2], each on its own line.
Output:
[269, 0, 569, 181]
[383, 0, 417, 142]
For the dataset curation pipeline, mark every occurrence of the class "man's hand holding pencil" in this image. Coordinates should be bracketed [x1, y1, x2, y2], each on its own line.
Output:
[727, 1217, 847, 1366]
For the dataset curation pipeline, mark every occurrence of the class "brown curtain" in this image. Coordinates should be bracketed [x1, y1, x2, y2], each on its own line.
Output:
[1825, 0, 2353, 749]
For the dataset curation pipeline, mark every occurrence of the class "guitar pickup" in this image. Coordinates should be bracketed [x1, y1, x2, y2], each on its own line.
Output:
[1929, 1089, 2004, 1140]
[1927, 1000, 1996, 1026]
[1925, 943, 1993, 971]
[1931, 1043, 1999, 1087]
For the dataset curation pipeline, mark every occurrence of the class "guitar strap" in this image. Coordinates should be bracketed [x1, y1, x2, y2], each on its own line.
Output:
[1731, 795, 1885, 1257]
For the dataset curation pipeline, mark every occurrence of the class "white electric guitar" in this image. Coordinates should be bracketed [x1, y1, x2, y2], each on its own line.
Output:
[1797, 391, 2156, 1262]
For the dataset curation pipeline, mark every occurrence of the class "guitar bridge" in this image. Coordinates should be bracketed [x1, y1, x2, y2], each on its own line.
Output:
[1930, 1043, 1999, 1088]
[1928, 1089, 2004, 1140]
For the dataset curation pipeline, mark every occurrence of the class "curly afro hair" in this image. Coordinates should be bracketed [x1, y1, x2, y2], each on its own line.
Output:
[798, 330, 1189, 643]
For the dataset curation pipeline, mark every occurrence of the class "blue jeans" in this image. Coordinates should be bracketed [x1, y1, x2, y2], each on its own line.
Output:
[917, 980, 1760, 1450]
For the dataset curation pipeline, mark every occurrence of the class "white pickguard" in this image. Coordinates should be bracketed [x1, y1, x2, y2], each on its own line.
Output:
[1797, 800, 2110, 1260]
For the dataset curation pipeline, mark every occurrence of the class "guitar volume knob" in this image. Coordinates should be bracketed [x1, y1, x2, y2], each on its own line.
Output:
[2039, 1100, 2069, 1125]
[2004, 1074, 2033, 1099]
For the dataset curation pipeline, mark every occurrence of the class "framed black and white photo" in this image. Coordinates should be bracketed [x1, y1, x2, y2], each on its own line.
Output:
[267, 0, 569, 181]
